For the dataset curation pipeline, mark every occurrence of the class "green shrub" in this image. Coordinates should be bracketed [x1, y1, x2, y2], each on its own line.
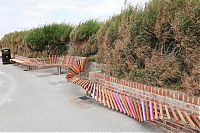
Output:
[25, 27, 46, 52]
[26, 23, 73, 55]
[70, 20, 101, 42]
[88, 55, 96, 62]
[70, 19, 102, 56]
[0, 31, 32, 56]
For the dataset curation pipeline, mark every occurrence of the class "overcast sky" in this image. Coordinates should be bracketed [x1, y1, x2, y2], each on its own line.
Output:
[0, 0, 149, 39]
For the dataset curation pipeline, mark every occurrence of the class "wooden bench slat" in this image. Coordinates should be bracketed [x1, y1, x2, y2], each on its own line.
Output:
[109, 90, 119, 111]
[177, 109, 187, 123]
[145, 101, 150, 121]
[107, 89, 115, 110]
[170, 106, 179, 122]
[159, 103, 164, 120]
[120, 94, 131, 116]
[95, 84, 99, 102]
[154, 101, 158, 120]
[131, 98, 139, 120]
[182, 111, 196, 128]
[165, 104, 171, 120]
[191, 114, 200, 128]
[105, 88, 111, 109]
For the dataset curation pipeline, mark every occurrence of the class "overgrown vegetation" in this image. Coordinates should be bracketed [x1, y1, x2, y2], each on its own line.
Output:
[26, 23, 73, 56]
[70, 20, 102, 56]
[0, 23, 73, 57]
[96, 0, 200, 96]
[0, 0, 199, 96]
[0, 31, 37, 57]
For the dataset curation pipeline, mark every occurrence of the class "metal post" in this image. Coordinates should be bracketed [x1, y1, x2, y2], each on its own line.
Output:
[57, 66, 61, 74]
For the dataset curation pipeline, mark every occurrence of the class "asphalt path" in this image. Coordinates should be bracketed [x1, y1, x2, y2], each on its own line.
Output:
[0, 60, 162, 132]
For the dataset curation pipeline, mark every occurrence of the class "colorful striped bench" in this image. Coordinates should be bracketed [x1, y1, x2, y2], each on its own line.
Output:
[66, 59, 200, 132]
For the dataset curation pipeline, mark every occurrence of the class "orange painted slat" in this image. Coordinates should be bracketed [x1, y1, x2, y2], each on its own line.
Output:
[75, 79, 81, 84]
[182, 111, 196, 128]
[80, 80, 87, 87]
[85, 81, 92, 92]
[102, 87, 106, 106]
[159, 103, 164, 120]
[104, 88, 111, 108]
[119, 94, 131, 116]
[95, 84, 99, 102]
[176, 109, 186, 123]
[132, 99, 140, 121]
[170, 107, 179, 122]
[130, 98, 137, 119]
[107, 89, 115, 110]
[88, 82, 93, 94]
[154, 101, 158, 120]
[122, 94, 132, 117]
[145, 101, 150, 121]
[81, 80, 88, 87]
[191, 114, 200, 128]
[82, 80, 90, 90]
[109, 90, 119, 111]
[83, 81, 90, 91]
[137, 99, 143, 122]
[164, 104, 171, 120]
[99, 85, 102, 104]
[70, 77, 79, 83]
[88, 83, 94, 95]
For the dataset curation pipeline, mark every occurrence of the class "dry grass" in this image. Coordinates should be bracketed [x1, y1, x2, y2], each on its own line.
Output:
[95, 0, 200, 96]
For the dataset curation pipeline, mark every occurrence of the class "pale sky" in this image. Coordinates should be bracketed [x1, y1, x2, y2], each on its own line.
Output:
[0, 0, 149, 39]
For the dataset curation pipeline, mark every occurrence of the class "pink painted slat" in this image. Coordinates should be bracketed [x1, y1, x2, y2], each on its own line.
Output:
[125, 96, 136, 119]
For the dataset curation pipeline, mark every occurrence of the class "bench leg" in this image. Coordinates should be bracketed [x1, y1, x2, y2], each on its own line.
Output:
[57, 66, 61, 74]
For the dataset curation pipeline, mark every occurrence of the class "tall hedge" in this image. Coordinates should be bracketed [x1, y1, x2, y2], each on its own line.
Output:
[0, 31, 38, 57]
[70, 20, 102, 56]
[0, 0, 199, 96]
[96, 0, 200, 96]
[1, 23, 73, 57]
[26, 23, 73, 55]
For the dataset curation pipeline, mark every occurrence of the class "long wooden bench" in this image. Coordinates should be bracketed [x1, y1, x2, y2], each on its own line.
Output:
[66, 59, 200, 132]
[10, 55, 87, 74]
[10, 55, 38, 70]
[69, 77, 200, 132]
